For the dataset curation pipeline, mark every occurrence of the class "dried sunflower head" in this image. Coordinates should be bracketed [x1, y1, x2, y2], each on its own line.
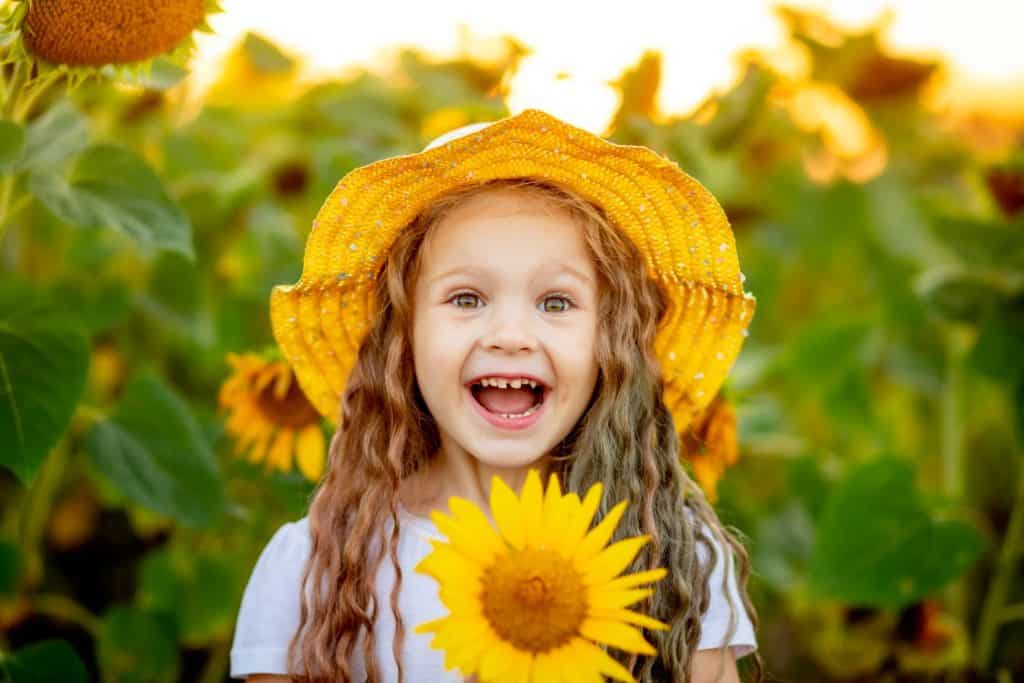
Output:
[0, 0, 222, 85]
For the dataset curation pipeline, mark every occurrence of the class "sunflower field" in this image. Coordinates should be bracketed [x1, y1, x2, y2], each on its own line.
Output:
[0, 3, 1022, 681]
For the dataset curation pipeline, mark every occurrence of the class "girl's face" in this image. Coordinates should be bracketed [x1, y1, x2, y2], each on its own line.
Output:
[412, 190, 599, 470]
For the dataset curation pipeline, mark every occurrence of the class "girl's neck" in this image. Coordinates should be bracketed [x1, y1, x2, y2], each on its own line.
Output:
[398, 447, 553, 523]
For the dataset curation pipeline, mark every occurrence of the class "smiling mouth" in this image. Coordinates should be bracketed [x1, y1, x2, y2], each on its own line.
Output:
[468, 379, 548, 419]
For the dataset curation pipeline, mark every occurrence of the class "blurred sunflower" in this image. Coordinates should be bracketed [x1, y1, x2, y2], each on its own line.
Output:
[218, 352, 325, 482]
[680, 393, 741, 503]
[415, 469, 668, 682]
[204, 32, 300, 110]
[0, 0, 220, 87]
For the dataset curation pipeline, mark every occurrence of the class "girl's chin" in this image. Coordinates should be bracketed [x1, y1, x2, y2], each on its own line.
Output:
[458, 437, 554, 469]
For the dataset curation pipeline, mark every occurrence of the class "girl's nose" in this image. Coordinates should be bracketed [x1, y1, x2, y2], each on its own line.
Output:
[481, 309, 538, 353]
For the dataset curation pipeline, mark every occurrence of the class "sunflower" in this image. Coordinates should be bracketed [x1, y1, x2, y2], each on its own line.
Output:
[415, 469, 669, 683]
[203, 32, 301, 111]
[680, 394, 740, 503]
[0, 0, 221, 90]
[218, 352, 325, 482]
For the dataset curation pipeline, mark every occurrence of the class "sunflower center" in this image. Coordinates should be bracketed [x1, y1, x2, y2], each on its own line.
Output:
[255, 380, 320, 429]
[24, 0, 208, 67]
[480, 547, 588, 653]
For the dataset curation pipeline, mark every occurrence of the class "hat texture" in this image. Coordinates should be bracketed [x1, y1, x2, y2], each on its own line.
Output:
[270, 108, 756, 433]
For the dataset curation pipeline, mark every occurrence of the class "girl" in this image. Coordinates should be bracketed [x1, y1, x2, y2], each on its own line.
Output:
[230, 109, 761, 683]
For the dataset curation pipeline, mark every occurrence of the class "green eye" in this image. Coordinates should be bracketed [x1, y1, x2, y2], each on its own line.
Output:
[452, 293, 481, 309]
[540, 295, 572, 313]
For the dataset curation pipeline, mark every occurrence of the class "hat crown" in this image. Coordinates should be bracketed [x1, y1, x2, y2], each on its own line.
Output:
[422, 120, 496, 152]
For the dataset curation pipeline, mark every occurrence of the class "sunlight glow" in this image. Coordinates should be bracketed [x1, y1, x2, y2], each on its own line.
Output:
[191, 0, 1024, 134]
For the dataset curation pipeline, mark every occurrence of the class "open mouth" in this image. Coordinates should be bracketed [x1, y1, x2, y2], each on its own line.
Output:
[468, 376, 549, 419]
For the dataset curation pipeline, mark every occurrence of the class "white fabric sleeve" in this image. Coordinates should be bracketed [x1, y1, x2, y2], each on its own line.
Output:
[229, 520, 311, 679]
[695, 526, 758, 659]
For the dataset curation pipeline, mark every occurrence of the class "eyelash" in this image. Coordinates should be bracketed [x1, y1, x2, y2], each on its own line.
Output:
[447, 291, 576, 313]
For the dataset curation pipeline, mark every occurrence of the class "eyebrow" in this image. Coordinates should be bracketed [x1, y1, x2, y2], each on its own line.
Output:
[429, 263, 595, 287]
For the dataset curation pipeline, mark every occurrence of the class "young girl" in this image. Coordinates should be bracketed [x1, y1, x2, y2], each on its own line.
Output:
[230, 109, 761, 683]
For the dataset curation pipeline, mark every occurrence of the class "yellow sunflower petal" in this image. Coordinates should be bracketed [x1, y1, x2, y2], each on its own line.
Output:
[562, 482, 603, 556]
[582, 535, 651, 586]
[448, 497, 507, 557]
[490, 475, 525, 550]
[554, 638, 616, 683]
[587, 587, 654, 610]
[479, 638, 520, 680]
[573, 637, 637, 683]
[536, 472, 563, 549]
[520, 469, 544, 547]
[414, 617, 447, 634]
[431, 506, 503, 565]
[271, 363, 293, 399]
[295, 424, 324, 481]
[588, 607, 670, 631]
[579, 618, 656, 656]
[530, 650, 557, 682]
[603, 567, 667, 592]
[574, 500, 628, 569]
[414, 541, 485, 583]
[266, 428, 295, 472]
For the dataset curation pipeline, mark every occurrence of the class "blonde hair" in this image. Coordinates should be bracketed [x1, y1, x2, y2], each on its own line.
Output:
[289, 177, 763, 682]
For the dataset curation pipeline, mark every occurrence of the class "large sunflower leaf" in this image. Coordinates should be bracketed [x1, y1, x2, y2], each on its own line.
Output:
[0, 120, 25, 172]
[0, 318, 89, 484]
[0, 540, 21, 596]
[28, 144, 194, 259]
[809, 457, 985, 607]
[138, 548, 243, 646]
[1, 639, 90, 683]
[85, 372, 225, 528]
[16, 101, 90, 173]
[97, 606, 179, 683]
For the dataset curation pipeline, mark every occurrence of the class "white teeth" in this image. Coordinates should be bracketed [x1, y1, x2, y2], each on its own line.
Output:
[498, 401, 543, 419]
[476, 377, 541, 389]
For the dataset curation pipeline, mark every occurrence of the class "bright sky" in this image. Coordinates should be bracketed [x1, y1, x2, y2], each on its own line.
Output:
[191, 0, 1024, 133]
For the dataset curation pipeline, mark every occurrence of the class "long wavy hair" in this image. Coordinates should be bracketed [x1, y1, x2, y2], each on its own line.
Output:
[289, 177, 764, 682]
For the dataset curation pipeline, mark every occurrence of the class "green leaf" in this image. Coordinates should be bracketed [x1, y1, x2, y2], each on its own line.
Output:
[0, 319, 89, 484]
[29, 145, 194, 259]
[755, 500, 815, 589]
[2, 639, 89, 683]
[138, 549, 242, 645]
[17, 102, 89, 173]
[787, 455, 831, 521]
[809, 457, 986, 607]
[1016, 379, 1024, 451]
[97, 606, 178, 683]
[915, 266, 1020, 324]
[0, 540, 21, 595]
[0, 120, 25, 172]
[242, 32, 295, 73]
[85, 372, 225, 527]
[967, 306, 1024, 386]
[107, 58, 188, 90]
[931, 215, 1024, 273]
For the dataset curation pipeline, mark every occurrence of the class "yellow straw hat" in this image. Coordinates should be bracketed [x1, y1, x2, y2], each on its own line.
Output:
[270, 108, 756, 434]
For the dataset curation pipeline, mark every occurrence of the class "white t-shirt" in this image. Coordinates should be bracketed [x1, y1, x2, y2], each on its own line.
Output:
[230, 507, 757, 681]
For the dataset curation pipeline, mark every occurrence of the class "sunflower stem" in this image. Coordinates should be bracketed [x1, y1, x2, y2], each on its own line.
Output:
[975, 459, 1024, 672]
[1, 59, 26, 119]
[13, 67, 64, 121]
[31, 593, 101, 636]
[17, 437, 70, 587]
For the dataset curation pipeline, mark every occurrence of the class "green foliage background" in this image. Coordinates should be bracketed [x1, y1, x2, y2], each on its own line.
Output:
[1, 9, 1022, 683]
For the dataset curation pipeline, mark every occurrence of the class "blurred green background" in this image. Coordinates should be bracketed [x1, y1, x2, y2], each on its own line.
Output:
[0, 3, 1022, 682]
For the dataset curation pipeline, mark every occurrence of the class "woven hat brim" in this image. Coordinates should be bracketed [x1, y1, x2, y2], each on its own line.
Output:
[270, 108, 755, 431]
